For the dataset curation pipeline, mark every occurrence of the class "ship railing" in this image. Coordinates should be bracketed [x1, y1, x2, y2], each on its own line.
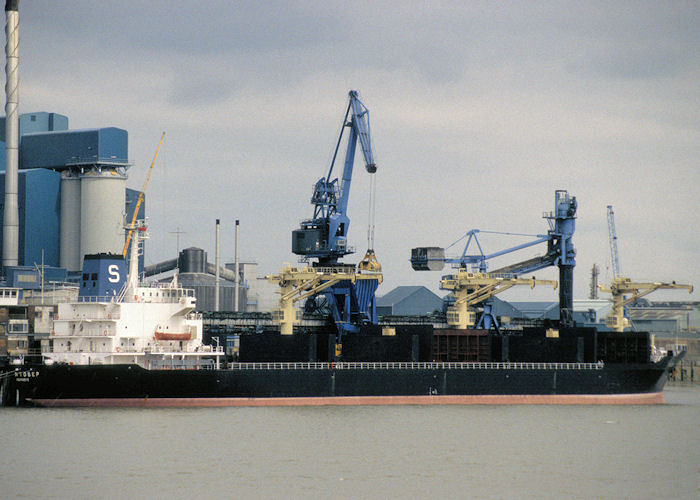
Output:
[78, 295, 121, 303]
[225, 361, 604, 370]
[146, 344, 224, 354]
[63, 313, 121, 321]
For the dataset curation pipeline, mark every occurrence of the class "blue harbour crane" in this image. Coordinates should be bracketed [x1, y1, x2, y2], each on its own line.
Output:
[268, 91, 381, 338]
[292, 90, 376, 266]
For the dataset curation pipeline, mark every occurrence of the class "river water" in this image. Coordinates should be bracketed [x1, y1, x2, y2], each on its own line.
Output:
[1, 385, 698, 499]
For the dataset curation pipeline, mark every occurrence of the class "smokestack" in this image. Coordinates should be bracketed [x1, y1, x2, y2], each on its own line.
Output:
[234, 219, 239, 313]
[215, 219, 220, 312]
[3, 0, 19, 268]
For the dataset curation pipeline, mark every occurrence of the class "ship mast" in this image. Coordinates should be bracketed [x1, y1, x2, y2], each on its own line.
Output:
[126, 221, 147, 297]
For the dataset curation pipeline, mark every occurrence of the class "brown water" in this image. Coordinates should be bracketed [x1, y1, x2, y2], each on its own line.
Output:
[1, 386, 699, 499]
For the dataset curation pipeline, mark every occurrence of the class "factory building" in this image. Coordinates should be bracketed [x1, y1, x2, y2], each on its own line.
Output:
[0, 168, 60, 267]
[147, 247, 249, 312]
[0, 112, 143, 275]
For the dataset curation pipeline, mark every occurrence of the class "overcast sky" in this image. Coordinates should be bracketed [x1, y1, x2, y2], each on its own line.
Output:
[14, 1, 699, 302]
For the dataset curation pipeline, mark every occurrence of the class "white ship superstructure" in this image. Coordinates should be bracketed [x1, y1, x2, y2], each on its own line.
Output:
[44, 223, 223, 368]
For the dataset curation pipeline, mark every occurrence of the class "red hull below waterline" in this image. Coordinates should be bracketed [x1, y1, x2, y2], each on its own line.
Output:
[29, 392, 665, 408]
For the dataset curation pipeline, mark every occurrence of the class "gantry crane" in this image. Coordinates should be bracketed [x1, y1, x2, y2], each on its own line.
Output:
[271, 91, 381, 337]
[599, 278, 693, 332]
[411, 190, 577, 330]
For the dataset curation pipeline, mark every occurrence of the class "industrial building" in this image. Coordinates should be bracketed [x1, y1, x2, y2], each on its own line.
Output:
[0, 112, 142, 274]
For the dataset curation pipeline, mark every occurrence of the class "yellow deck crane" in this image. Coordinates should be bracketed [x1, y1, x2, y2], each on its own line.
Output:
[440, 269, 557, 329]
[601, 205, 693, 331]
[599, 277, 693, 332]
[266, 265, 383, 335]
[122, 132, 165, 258]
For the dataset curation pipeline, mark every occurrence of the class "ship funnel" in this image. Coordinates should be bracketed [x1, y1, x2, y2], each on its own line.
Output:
[3, 0, 19, 268]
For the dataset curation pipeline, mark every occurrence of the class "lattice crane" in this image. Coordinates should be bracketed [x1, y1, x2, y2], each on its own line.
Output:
[607, 205, 621, 278]
[122, 132, 165, 259]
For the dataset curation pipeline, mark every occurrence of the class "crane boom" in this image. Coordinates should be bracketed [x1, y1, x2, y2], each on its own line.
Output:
[607, 205, 621, 277]
[122, 132, 165, 258]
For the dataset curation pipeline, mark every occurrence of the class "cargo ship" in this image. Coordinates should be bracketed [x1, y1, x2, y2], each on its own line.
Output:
[0, 230, 683, 407]
[0, 4, 687, 407]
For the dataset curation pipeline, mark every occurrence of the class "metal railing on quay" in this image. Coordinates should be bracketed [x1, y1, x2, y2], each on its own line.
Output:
[225, 361, 603, 371]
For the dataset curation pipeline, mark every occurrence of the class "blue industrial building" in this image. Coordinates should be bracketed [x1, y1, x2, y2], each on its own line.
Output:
[0, 112, 69, 171]
[0, 112, 66, 268]
[0, 111, 143, 278]
[0, 169, 61, 267]
[4, 265, 67, 289]
[20, 127, 128, 170]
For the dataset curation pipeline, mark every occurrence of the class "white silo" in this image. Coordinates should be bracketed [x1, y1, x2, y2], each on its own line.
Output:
[80, 167, 126, 265]
[59, 170, 81, 271]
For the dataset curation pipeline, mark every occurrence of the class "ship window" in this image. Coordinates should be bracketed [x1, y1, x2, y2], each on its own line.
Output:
[66, 341, 72, 351]
[82, 273, 89, 280]
[91, 273, 97, 280]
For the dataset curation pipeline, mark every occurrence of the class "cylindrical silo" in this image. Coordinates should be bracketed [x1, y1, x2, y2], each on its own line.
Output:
[80, 167, 126, 267]
[59, 169, 81, 272]
[178, 248, 207, 274]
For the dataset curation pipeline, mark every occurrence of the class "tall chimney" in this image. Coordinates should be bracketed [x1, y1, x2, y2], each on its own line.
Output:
[3, 0, 19, 268]
[215, 219, 220, 312]
[234, 219, 239, 312]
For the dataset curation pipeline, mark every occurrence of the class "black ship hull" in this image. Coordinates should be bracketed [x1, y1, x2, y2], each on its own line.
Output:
[2, 358, 675, 407]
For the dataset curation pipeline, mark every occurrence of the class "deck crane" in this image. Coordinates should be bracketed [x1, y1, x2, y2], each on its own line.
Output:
[411, 190, 577, 330]
[599, 205, 694, 331]
[269, 91, 381, 338]
[440, 270, 557, 330]
[600, 278, 693, 332]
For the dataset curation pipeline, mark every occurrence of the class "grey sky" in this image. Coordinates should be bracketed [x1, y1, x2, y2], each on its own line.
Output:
[14, 1, 699, 301]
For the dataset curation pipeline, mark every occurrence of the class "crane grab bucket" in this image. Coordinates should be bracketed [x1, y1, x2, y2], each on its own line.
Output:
[410, 247, 446, 271]
[358, 249, 381, 272]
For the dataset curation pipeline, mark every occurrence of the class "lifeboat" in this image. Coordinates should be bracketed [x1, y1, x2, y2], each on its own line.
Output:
[154, 329, 193, 341]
